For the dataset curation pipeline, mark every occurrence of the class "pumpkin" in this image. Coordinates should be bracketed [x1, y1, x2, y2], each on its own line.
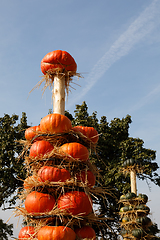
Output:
[40, 113, 72, 134]
[147, 224, 158, 235]
[41, 50, 77, 74]
[25, 125, 41, 141]
[125, 192, 136, 199]
[144, 205, 150, 214]
[38, 166, 70, 182]
[29, 140, 54, 158]
[138, 193, 148, 203]
[72, 126, 99, 143]
[122, 217, 130, 223]
[136, 217, 144, 225]
[136, 204, 150, 214]
[59, 142, 89, 162]
[58, 191, 92, 216]
[25, 191, 55, 214]
[120, 229, 129, 236]
[136, 204, 145, 210]
[119, 207, 126, 213]
[143, 217, 151, 225]
[136, 217, 151, 225]
[37, 226, 76, 240]
[120, 205, 132, 213]
[18, 226, 36, 239]
[75, 226, 96, 239]
[132, 228, 144, 238]
[123, 159, 135, 167]
[120, 194, 126, 200]
[76, 170, 96, 187]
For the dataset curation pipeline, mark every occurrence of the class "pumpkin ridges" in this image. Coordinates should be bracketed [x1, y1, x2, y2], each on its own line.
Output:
[75, 226, 96, 239]
[40, 113, 72, 134]
[57, 191, 92, 216]
[29, 140, 54, 158]
[37, 226, 76, 240]
[18, 226, 36, 239]
[38, 166, 70, 182]
[86, 126, 99, 143]
[25, 125, 41, 141]
[60, 142, 89, 161]
[76, 170, 96, 187]
[41, 50, 77, 74]
[72, 126, 99, 143]
[25, 191, 55, 214]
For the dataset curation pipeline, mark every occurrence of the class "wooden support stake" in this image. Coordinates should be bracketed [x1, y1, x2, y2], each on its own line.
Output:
[130, 169, 137, 195]
[53, 75, 65, 115]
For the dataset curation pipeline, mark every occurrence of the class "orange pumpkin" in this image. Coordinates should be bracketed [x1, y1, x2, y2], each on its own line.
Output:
[25, 125, 41, 141]
[76, 170, 96, 188]
[38, 166, 70, 182]
[18, 226, 36, 239]
[37, 226, 76, 240]
[29, 140, 54, 158]
[72, 126, 99, 143]
[75, 226, 96, 240]
[59, 142, 89, 162]
[40, 113, 72, 134]
[25, 191, 55, 214]
[41, 50, 77, 74]
[58, 191, 92, 216]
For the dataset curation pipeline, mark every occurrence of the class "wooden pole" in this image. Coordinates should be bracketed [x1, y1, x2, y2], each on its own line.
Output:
[130, 169, 137, 195]
[53, 75, 65, 115]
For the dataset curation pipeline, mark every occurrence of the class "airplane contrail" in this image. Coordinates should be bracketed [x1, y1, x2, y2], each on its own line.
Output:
[67, 0, 160, 108]
[128, 83, 160, 114]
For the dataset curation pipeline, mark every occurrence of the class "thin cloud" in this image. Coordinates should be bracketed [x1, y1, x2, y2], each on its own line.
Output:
[67, 0, 160, 108]
[129, 83, 160, 113]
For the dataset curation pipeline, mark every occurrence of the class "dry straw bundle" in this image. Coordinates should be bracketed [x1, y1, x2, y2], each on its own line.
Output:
[118, 193, 156, 240]
[30, 69, 82, 100]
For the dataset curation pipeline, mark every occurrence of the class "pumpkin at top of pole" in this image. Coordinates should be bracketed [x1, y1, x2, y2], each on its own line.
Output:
[40, 50, 77, 115]
[41, 50, 77, 74]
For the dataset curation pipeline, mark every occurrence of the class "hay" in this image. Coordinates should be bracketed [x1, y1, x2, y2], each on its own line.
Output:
[121, 165, 144, 176]
[15, 204, 112, 230]
[18, 129, 98, 168]
[28, 129, 98, 150]
[29, 69, 82, 98]
[19, 167, 111, 204]
[122, 232, 157, 240]
[24, 156, 99, 179]
[119, 197, 148, 205]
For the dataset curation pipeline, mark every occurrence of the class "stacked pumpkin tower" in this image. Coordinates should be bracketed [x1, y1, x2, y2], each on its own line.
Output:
[119, 160, 158, 240]
[16, 50, 106, 240]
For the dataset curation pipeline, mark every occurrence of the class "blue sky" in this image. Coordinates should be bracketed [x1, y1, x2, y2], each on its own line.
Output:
[1, 0, 160, 237]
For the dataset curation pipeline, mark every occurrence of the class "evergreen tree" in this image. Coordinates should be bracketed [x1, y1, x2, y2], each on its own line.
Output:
[0, 112, 28, 239]
[0, 220, 13, 240]
[68, 101, 160, 239]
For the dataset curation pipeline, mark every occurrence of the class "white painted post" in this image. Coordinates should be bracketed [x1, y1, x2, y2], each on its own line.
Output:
[130, 170, 137, 195]
[53, 75, 65, 115]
